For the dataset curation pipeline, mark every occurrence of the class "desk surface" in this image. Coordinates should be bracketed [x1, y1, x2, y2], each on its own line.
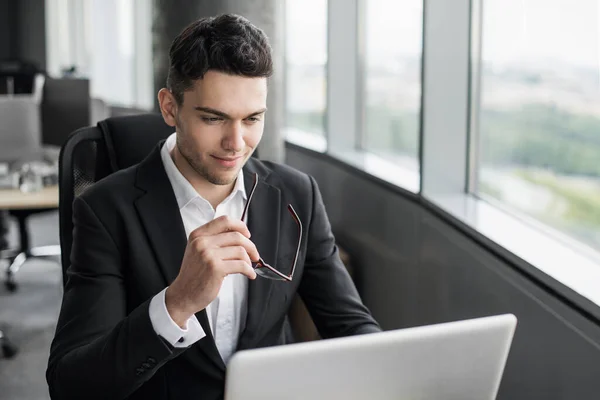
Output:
[0, 185, 59, 210]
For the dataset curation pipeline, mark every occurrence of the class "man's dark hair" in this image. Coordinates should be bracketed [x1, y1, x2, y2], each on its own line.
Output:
[167, 14, 273, 104]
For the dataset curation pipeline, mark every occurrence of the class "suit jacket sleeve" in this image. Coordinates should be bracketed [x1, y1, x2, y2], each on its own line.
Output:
[298, 176, 381, 338]
[46, 196, 186, 399]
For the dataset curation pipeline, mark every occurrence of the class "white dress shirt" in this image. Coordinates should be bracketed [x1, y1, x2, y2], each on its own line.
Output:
[149, 133, 249, 365]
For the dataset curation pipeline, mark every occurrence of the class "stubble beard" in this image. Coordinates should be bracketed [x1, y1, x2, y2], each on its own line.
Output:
[176, 140, 241, 186]
[175, 117, 245, 186]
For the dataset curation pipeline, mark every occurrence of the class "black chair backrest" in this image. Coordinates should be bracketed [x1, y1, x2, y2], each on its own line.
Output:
[0, 59, 42, 94]
[58, 113, 173, 285]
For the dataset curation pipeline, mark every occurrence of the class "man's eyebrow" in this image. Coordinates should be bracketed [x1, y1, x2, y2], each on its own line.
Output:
[245, 108, 268, 118]
[194, 106, 267, 119]
[194, 107, 231, 119]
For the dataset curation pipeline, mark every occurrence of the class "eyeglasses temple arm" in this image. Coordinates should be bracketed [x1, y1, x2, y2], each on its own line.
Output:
[241, 172, 259, 222]
[287, 204, 302, 279]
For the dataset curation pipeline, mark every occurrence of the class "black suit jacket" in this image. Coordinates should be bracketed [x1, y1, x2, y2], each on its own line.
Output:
[47, 143, 380, 399]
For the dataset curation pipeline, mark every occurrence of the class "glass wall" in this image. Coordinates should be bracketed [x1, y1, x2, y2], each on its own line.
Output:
[284, 0, 328, 137]
[475, 0, 600, 252]
[362, 0, 423, 170]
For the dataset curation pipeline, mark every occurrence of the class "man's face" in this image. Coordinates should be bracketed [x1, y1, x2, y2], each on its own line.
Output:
[161, 70, 267, 186]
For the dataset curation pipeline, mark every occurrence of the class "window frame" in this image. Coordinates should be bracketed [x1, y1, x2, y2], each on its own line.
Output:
[422, 0, 600, 318]
[284, 0, 600, 318]
[357, 0, 424, 165]
[327, 0, 421, 194]
[283, 0, 329, 145]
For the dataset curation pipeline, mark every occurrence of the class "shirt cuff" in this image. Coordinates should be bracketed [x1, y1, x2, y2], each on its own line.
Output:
[149, 288, 206, 348]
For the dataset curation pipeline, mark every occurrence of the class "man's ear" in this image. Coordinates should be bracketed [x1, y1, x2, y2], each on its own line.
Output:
[158, 88, 178, 127]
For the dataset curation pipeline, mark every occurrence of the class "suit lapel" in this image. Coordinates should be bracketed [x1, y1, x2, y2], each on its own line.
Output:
[237, 165, 282, 351]
[133, 143, 225, 372]
[134, 144, 185, 286]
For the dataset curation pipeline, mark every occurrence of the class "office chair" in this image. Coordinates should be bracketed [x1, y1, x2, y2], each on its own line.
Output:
[0, 71, 47, 359]
[0, 59, 42, 95]
[58, 113, 174, 285]
[0, 327, 17, 358]
[1, 73, 62, 292]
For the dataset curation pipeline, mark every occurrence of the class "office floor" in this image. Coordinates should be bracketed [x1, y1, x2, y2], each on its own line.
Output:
[0, 211, 62, 400]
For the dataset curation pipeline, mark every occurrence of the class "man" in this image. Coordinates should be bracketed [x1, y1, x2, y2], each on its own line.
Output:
[47, 14, 379, 400]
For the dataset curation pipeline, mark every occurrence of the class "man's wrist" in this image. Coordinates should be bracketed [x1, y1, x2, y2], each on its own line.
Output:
[149, 289, 207, 348]
[164, 286, 194, 328]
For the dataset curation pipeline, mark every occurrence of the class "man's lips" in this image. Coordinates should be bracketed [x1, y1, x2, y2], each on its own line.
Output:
[212, 155, 243, 167]
[212, 156, 242, 161]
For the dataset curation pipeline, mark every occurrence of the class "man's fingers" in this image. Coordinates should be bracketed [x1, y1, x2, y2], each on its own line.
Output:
[222, 259, 257, 280]
[210, 232, 260, 262]
[189, 215, 250, 241]
[213, 246, 252, 266]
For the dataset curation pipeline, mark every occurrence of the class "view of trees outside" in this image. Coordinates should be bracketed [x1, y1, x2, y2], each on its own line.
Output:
[285, 0, 422, 163]
[285, 0, 327, 136]
[285, 0, 600, 253]
[478, 0, 600, 252]
[363, 0, 423, 170]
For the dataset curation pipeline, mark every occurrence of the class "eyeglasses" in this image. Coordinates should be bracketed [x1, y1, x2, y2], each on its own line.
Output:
[241, 173, 302, 282]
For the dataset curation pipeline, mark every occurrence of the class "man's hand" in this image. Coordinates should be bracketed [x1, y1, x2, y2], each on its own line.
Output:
[165, 216, 259, 327]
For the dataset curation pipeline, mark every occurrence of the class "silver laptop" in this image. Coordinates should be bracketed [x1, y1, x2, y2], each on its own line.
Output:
[225, 314, 517, 400]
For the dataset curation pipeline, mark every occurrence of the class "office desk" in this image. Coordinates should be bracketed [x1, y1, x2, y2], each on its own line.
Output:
[1, 185, 60, 291]
[0, 185, 59, 209]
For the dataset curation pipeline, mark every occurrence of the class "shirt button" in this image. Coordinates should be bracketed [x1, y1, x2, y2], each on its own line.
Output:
[178, 337, 185, 343]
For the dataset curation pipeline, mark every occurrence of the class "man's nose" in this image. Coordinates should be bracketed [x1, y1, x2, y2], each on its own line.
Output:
[223, 121, 245, 152]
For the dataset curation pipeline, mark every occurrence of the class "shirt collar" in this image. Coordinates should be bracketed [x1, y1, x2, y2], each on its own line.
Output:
[160, 133, 247, 210]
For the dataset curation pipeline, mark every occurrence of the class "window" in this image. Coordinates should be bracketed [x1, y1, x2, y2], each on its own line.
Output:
[362, 0, 423, 170]
[45, 0, 153, 109]
[475, 0, 600, 253]
[284, 0, 328, 137]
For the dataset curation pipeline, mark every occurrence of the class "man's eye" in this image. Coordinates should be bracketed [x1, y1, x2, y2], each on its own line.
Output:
[201, 116, 223, 124]
[245, 117, 261, 123]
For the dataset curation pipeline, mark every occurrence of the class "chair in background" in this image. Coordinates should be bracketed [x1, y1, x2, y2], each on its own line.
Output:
[0, 74, 46, 162]
[0, 60, 42, 95]
[0, 327, 17, 359]
[0, 69, 46, 359]
[0, 73, 62, 292]
[41, 77, 94, 149]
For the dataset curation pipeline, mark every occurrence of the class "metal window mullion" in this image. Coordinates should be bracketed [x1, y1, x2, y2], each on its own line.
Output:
[282, 0, 288, 136]
[421, 0, 471, 198]
[467, 0, 484, 194]
[327, 0, 360, 156]
[355, 0, 367, 151]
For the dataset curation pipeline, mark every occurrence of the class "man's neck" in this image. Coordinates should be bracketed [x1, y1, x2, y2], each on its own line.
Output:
[171, 147, 235, 209]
